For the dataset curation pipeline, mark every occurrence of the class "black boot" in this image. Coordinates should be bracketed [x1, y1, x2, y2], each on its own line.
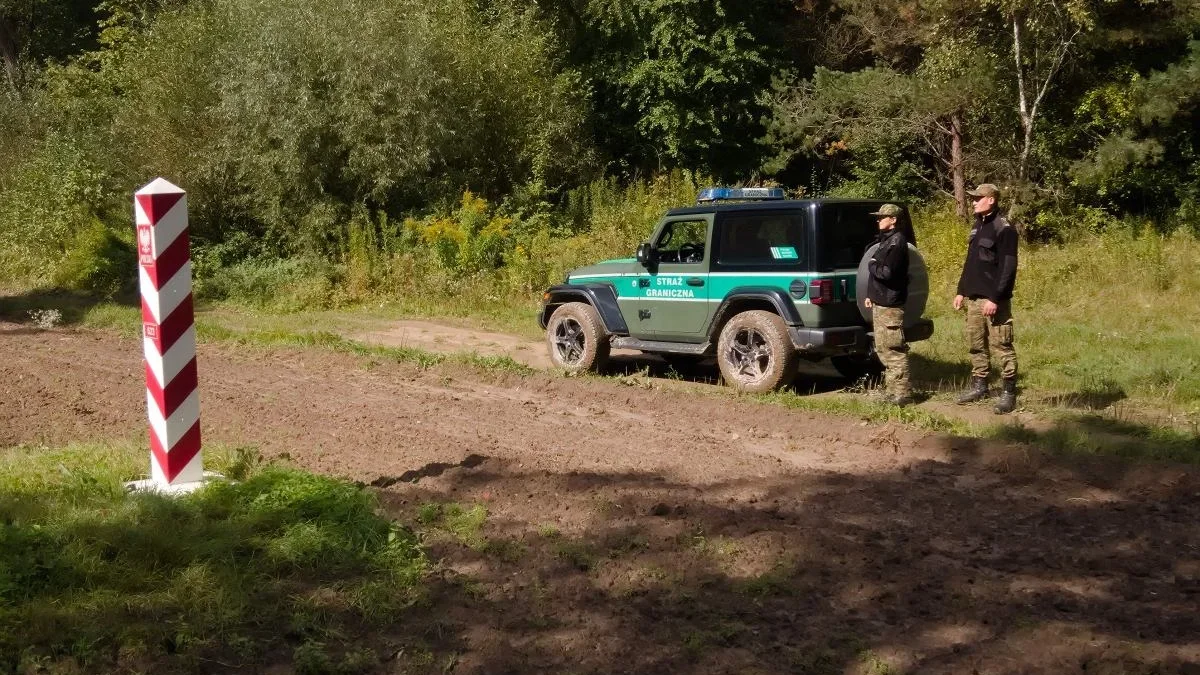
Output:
[994, 379, 1017, 414]
[956, 376, 989, 404]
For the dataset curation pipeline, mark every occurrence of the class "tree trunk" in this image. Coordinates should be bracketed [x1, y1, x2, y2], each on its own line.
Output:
[1012, 15, 1032, 181]
[950, 109, 966, 218]
[1019, 116, 1034, 181]
[0, 15, 18, 88]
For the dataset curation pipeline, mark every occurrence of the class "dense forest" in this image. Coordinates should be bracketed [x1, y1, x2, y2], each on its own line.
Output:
[1, 0, 1198, 299]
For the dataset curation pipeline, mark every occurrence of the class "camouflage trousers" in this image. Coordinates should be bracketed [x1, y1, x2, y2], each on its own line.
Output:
[872, 305, 910, 397]
[964, 297, 1018, 380]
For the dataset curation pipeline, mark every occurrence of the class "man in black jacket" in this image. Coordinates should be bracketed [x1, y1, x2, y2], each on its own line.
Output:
[953, 184, 1019, 414]
[865, 203, 911, 406]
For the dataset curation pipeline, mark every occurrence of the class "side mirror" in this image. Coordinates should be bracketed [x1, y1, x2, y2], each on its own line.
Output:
[635, 242, 654, 267]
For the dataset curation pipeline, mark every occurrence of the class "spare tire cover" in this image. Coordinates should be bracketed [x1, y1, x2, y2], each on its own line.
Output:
[855, 243, 929, 325]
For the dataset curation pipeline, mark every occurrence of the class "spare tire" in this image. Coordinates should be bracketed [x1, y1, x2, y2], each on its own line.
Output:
[855, 243, 929, 325]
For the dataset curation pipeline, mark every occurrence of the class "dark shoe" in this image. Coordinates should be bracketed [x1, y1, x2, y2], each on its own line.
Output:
[994, 379, 1017, 414]
[956, 376, 989, 404]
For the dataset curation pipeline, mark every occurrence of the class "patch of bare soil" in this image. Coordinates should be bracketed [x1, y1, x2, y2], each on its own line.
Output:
[2, 321, 1199, 674]
[357, 319, 554, 368]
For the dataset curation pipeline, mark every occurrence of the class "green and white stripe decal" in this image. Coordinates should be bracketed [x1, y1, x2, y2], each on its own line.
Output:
[568, 270, 858, 303]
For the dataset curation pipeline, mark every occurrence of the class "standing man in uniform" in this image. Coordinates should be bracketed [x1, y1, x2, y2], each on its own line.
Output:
[954, 184, 1019, 414]
[864, 203, 911, 406]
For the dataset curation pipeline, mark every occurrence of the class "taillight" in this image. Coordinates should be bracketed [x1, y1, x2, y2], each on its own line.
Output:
[809, 278, 834, 305]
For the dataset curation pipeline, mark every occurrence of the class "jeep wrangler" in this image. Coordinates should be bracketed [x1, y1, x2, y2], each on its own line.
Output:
[538, 187, 934, 393]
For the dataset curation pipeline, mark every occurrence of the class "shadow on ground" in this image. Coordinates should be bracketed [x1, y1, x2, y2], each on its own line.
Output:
[598, 354, 870, 396]
[598, 351, 978, 401]
[909, 353, 975, 394]
[0, 287, 136, 326]
[1039, 388, 1130, 411]
[372, 446, 1200, 674]
[990, 412, 1200, 464]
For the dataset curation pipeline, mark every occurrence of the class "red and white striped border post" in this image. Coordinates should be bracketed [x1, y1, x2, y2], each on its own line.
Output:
[132, 178, 205, 491]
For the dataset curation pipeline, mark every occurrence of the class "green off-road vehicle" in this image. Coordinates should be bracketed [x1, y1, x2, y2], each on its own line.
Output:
[538, 187, 933, 392]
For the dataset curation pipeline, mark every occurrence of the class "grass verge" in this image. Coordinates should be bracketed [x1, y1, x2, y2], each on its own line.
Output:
[0, 442, 427, 674]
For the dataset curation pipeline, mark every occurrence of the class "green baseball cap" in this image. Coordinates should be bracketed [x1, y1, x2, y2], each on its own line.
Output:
[869, 203, 902, 217]
[967, 183, 1001, 199]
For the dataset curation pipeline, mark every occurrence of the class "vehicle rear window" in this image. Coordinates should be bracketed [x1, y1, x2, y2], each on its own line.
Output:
[817, 203, 912, 271]
[715, 211, 808, 268]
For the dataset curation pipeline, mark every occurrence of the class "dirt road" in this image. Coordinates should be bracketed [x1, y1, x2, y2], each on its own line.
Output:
[2, 321, 1199, 674]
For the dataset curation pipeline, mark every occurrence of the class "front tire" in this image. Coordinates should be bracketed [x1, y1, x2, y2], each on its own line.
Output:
[546, 302, 610, 373]
[716, 311, 797, 393]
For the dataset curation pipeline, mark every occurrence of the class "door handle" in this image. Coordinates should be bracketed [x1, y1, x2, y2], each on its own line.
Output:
[686, 277, 704, 287]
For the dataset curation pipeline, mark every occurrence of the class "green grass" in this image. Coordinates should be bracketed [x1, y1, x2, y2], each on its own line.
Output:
[416, 502, 490, 550]
[0, 442, 427, 673]
[192, 324, 535, 376]
[552, 540, 600, 572]
[762, 389, 974, 435]
[200, 298, 540, 341]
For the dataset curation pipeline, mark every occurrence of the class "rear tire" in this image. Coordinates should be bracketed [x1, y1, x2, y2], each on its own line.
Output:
[716, 311, 797, 393]
[546, 302, 610, 373]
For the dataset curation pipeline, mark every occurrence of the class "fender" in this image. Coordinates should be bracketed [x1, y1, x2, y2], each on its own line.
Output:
[707, 287, 803, 338]
[539, 283, 630, 334]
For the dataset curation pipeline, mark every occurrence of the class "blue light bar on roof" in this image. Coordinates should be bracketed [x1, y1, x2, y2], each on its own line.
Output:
[697, 187, 786, 203]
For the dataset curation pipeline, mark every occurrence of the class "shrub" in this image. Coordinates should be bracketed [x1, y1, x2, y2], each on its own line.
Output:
[0, 0, 595, 284]
[51, 218, 136, 298]
[196, 256, 340, 312]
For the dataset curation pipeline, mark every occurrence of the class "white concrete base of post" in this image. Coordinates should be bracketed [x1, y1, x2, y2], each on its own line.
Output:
[125, 470, 225, 495]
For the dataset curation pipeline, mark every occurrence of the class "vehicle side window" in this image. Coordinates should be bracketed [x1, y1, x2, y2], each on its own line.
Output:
[716, 212, 808, 267]
[655, 220, 708, 264]
[817, 203, 912, 270]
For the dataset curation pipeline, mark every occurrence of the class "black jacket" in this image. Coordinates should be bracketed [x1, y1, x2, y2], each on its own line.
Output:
[866, 228, 909, 308]
[957, 209, 1018, 302]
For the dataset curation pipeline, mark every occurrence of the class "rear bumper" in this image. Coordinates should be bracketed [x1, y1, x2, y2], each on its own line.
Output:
[789, 318, 934, 353]
[789, 326, 868, 352]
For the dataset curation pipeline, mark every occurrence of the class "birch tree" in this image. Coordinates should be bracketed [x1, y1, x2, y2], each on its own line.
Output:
[990, 0, 1095, 180]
